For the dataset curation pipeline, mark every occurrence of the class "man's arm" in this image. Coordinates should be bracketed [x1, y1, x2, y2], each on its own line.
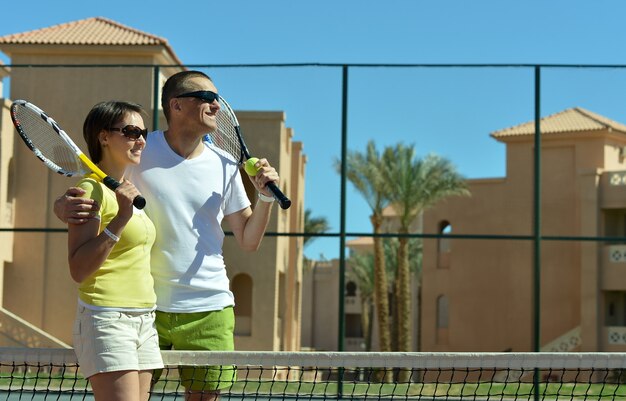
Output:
[53, 187, 100, 224]
[225, 199, 273, 252]
[224, 158, 278, 251]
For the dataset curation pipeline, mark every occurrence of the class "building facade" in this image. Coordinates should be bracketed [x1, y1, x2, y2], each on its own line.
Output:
[0, 17, 305, 350]
[422, 107, 626, 352]
[303, 107, 626, 353]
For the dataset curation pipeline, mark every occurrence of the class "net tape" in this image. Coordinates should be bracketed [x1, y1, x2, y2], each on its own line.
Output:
[3, 349, 626, 400]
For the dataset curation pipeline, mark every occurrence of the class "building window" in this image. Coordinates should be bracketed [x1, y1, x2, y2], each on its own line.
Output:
[436, 295, 449, 345]
[232, 273, 253, 336]
[437, 221, 452, 269]
[603, 210, 626, 244]
[345, 313, 363, 338]
[346, 281, 357, 297]
[437, 295, 449, 329]
[4, 157, 15, 224]
[605, 291, 626, 326]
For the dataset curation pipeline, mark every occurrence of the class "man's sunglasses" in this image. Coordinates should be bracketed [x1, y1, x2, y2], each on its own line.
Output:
[176, 90, 220, 104]
[108, 125, 148, 141]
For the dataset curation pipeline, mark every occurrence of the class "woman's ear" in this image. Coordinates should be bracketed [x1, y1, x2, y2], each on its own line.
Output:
[98, 130, 109, 148]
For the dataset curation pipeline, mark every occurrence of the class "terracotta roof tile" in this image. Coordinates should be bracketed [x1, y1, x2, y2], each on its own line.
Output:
[491, 107, 626, 138]
[0, 17, 182, 64]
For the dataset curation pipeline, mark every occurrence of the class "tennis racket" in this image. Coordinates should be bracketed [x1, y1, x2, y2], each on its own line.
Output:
[209, 96, 291, 210]
[10, 100, 146, 209]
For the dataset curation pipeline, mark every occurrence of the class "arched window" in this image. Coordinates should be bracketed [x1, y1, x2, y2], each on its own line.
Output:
[232, 273, 253, 336]
[346, 281, 357, 297]
[436, 295, 449, 345]
[5, 157, 15, 224]
[437, 295, 449, 329]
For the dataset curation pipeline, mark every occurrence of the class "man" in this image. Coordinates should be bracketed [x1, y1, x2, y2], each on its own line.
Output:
[55, 71, 279, 400]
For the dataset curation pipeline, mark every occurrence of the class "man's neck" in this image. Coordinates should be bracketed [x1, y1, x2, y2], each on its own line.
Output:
[163, 129, 204, 159]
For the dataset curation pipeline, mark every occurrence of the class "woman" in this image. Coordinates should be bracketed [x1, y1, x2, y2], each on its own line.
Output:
[68, 101, 162, 401]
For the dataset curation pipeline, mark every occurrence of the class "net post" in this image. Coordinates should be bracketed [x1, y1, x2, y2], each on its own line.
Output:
[337, 64, 349, 398]
[532, 64, 542, 401]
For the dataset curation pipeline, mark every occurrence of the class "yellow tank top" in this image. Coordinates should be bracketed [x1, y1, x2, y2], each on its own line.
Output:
[75, 178, 156, 308]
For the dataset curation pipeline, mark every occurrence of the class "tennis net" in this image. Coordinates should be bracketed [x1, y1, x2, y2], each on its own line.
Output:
[2, 348, 626, 400]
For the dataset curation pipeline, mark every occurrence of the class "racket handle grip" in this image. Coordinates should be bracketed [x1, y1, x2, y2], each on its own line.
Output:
[132, 195, 147, 209]
[103, 176, 147, 210]
[267, 182, 291, 210]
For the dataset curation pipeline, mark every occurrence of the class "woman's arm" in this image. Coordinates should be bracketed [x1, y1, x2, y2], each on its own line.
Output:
[67, 182, 137, 283]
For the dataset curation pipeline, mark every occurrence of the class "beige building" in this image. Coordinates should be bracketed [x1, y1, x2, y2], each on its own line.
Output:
[422, 107, 626, 352]
[0, 17, 305, 350]
[303, 107, 626, 353]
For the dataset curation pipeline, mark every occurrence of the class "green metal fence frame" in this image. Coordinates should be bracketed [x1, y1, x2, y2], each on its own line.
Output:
[6, 62, 626, 359]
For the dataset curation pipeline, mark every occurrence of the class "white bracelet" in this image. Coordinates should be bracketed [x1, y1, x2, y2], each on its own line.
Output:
[103, 227, 120, 243]
[258, 192, 275, 203]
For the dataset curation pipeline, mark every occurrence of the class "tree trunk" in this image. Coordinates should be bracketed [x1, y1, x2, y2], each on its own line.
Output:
[392, 268, 399, 352]
[397, 236, 412, 351]
[397, 235, 412, 382]
[372, 216, 392, 382]
[367, 303, 374, 352]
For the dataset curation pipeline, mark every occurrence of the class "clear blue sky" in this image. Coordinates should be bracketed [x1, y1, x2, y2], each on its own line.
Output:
[2, 0, 626, 260]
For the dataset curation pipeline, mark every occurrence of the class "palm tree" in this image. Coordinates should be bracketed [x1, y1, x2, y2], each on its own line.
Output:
[335, 141, 393, 355]
[303, 209, 330, 271]
[383, 144, 469, 356]
[303, 209, 330, 248]
[383, 237, 422, 352]
[346, 238, 416, 352]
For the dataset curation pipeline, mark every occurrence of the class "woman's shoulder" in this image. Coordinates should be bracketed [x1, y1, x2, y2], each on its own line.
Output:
[75, 176, 104, 201]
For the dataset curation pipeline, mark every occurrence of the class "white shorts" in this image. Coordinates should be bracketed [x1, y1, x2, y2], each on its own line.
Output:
[73, 305, 164, 378]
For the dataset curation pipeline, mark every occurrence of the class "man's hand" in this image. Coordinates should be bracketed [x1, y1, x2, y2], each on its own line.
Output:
[246, 158, 279, 198]
[53, 187, 100, 224]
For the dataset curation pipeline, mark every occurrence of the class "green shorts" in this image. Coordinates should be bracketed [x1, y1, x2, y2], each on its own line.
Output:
[153, 307, 236, 391]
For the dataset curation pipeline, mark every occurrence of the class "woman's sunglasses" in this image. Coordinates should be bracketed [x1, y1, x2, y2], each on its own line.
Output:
[176, 90, 220, 104]
[108, 125, 148, 141]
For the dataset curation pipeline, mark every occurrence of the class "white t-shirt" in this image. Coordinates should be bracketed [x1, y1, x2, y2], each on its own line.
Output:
[127, 130, 251, 312]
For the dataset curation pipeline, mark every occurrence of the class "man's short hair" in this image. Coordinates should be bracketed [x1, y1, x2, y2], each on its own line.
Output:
[161, 71, 212, 121]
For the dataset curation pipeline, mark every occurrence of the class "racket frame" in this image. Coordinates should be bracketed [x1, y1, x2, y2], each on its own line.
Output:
[217, 98, 292, 210]
[10, 100, 146, 209]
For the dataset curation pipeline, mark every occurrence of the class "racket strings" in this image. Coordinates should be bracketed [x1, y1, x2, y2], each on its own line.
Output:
[13, 105, 84, 175]
[207, 101, 244, 164]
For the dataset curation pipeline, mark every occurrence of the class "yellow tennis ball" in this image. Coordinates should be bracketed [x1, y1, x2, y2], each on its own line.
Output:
[244, 157, 260, 176]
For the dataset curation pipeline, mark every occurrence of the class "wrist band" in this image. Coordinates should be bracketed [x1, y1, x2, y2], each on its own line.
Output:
[103, 227, 120, 243]
[258, 192, 275, 203]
